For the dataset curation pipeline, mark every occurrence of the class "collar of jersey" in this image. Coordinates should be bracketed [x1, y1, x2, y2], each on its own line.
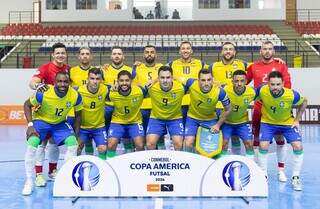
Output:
[270, 89, 284, 98]
[54, 86, 68, 98]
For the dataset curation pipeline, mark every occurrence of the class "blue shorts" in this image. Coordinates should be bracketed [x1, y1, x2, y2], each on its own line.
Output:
[147, 118, 184, 136]
[108, 123, 145, 139]
[221, 123, 252, 141]
[104, 105, 114, 130]
[141, 109, 151, 131]
[79, 127, 107, 146]
[184, 116, 217, 136]
[66, 116, 75, 127]
[260, 123, 302, 143]
[33, 120, 75, 146]
[182, 105, 188, 125]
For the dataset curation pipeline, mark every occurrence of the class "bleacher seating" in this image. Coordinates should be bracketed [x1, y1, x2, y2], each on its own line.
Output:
[288, 21, 320, 36]
[0, 23, 286, 52]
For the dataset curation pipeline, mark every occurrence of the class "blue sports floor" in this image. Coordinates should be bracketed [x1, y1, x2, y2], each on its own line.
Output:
[0, 125, 320, 209]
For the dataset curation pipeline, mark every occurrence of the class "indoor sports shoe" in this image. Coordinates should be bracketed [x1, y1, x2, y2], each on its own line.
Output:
[278, 170, 287, 182]
[22, 179, 33, 196]
[48, 169, 58, 180]
[292, 176, 302, 191]
[35, 173, 46, 187]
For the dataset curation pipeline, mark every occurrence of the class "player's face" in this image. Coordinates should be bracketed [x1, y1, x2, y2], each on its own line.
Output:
[52, 47, 67, 65]
[222, 44, 236, 62]
[268, 77, 283, 96]
[199, 73, 213, 93]
[55, 74, 69, 93]
[179, 43, 192, 60]
[111, 49, 124, 65]
[78, 49, 92, 65]
[260, 43, 274, 61]
[232, 74, 247, 92]
[144, 47, 156, 64]
[118, 75, 131, 92]
[87, 73, 101, 91]
[159, 71, 173, 90]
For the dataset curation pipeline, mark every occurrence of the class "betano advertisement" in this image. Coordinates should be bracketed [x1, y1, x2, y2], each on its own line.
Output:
[53, 151, 268, 197]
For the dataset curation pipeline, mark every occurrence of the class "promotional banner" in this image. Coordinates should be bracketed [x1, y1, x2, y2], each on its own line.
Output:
[0, 105, 26, 125]
[54, 151, 268, 197]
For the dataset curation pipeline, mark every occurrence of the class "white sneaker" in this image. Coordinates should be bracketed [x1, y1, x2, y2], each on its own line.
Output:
[292, 176, 302, 191]
[48, 169, 58, 180]
[22, 179, 33, 196]
[278, 170, 287, 182]
[35, 173, 46, 187]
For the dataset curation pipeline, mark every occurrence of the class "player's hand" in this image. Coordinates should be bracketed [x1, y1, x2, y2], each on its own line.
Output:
[111, 83, 119, 91]
[274, 57, 286, 64]
[77, 142, 84, 156]
[292, 119, 300, 129]
[35, 83, 49, 93]
[133, 61, 142, 66]
[102, 63, 110, 70]
[26, 126, 39, 139]
[145, 79, 157, 89]
[210, 124, 220, 134]
[32, 105, 41, 112]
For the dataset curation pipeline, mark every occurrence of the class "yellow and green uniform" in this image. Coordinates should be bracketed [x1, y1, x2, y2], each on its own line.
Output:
[149, 80, 185, 120]
[256, 85, 305, 125]
[107, 85, 145, 124]
[187, 79, 229, 121]
[78, 84, 109, 129]
[69, 65, 94, 88]
[169, 58, 207, 106]
[224, 84, 256, 124]
[30, 85, 82, 124]
[133, 63, 162, 109]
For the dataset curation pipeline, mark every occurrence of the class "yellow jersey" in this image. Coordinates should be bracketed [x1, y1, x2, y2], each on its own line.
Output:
[256, 85, 305, 125]
[186, 79, 230, 121]
[78, 84, 109, 129]
[133, 63, 163, 109]
[169, 58, 207, 106]
[224, 84, 256, 124]
[149, 80, 185, 120]
[30, 85, 83, 124]
[69, 65, 94, 88]
[107, 85, 145, 124]
[209, 59, 247, 86]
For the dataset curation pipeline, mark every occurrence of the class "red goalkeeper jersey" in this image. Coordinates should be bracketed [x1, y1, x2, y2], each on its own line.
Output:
[33, 62, 70, 85]
[246, 59, 291, 88]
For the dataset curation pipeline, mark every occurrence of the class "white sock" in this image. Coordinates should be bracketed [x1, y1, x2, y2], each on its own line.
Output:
[64, 146, 77, 163]
[25, 146, 37, 179]
[276, 144, 287, 170]
[258, 150, 268, 176]
[292, 151, 304, 177]
[48, 142, 60, 163]
[35, 144, 45, 166]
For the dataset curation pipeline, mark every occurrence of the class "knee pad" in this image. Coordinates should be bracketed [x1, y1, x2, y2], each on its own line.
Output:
[27, 136, 41, 148]
[64, 135, 78, 147]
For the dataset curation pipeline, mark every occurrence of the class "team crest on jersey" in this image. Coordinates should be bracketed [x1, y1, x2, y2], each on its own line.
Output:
[233, 64, 238, 69]
[171, 93, 176, 98]
[98, 95, 103, 100]
[244, 98, 250, 105]
[207, 98, 212, 103]
[279, 101, 285, 108]
[66, 102, 71, 108]
[132, 97, 138, 103]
